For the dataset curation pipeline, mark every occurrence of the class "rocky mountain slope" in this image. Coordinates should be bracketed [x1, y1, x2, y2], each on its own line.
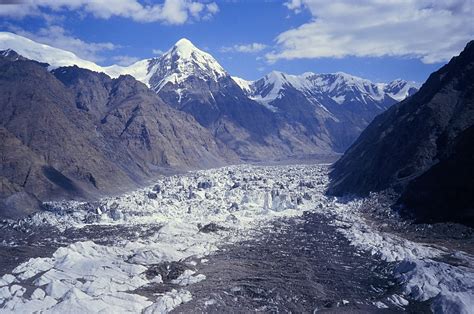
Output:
[0, 52, 236, 218]
[328, 41, 474, 226]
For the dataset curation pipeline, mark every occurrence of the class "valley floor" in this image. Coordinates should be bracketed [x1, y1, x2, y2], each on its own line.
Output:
[0, 164, 472, 313]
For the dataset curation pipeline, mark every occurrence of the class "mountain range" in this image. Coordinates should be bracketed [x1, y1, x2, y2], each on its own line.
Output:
[0, 32, 418, 159]
[237, 71, 417, 152]
[0, 31, 420, 217]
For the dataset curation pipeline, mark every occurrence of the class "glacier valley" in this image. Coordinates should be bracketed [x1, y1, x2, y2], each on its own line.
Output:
[0, 164, 472, 313]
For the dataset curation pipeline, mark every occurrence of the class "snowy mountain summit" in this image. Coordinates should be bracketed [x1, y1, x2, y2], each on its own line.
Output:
[147, 38, 227, 93]
[0, 31, 417, 109]
[237, 71, 419, 111]
[0, 32, 104, 72]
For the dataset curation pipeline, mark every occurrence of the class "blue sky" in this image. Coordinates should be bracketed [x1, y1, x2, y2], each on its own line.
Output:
[1, 0, 472, 83]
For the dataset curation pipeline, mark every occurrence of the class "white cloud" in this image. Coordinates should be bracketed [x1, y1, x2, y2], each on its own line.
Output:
[112, 55, 139, 66]
[0, 0, 220, 24]
[152, 48, 164, 55]
[188, 2, 204, 18]
[206, 3, 219, 14]
[221, 43, 268, 53]
[268, 0, 473, 64]
[284, 0, 302, 12]
[7, 25, 117, 62]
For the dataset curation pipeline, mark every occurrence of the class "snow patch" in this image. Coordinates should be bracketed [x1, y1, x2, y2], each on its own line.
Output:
[232, 76, 253, 94]
[324, 197, 474, 314]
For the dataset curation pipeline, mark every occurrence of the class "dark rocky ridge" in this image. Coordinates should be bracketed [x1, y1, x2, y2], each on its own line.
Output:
[0, 54, 237, 218]
[328, 41, 474, 226]
[399, 125, 474, 225]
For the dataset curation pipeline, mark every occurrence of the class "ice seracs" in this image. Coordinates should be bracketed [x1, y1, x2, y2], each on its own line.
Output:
[329, 197, 474, 313]
[1, 164, 472, 313]
[0, 164, 329, 313]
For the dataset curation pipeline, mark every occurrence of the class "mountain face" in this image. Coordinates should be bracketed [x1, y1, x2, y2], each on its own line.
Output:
[131, 38, 337, 160]
[0, 53, 236, 218]
[244, 71, 417, 107]
[328, 41, 474, 226]
[0, 32, 418, 159]
[237, 71, 418, 151]
[138, 39, 418, 158]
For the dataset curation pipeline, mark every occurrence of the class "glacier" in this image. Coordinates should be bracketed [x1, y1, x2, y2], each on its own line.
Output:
[0, 164, 472, 313]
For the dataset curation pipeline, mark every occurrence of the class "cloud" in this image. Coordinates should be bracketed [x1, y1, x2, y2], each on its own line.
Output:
[0, 0, 220, 24]
[284, 0, 302, 12]
[203, 2, 218, 19]
[7, 25, 117, 62]
[221, 43, 268, 53]
[206, 3, 219, 14]
[112, 55, 139, 66]
[152, 49, 164, 55]
[0, 2, 41, 18]
[267, 0, 473, 64]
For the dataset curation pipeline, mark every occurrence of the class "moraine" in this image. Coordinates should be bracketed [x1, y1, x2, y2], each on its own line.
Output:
[0, 164, 472, 313]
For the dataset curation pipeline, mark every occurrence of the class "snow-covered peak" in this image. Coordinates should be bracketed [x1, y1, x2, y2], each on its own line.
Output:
[163, 38, 225, 74]
[250, 70, 418, 106]
[253, 71, 322, 104]
[172, 38, 197, 58]
[103, 38, 221, 89]
[148, 38, 227, 92]
[248, 71, 309, 110]
[0, 32, 104, 72]
[175, 37, 194, 46]
[0, 32, 418, 106]
[0, 31, 153, 83]
[332, 72, 374, 86]
[267, 70, 285, 77]
[0, 32, 228, 91]
[384, 79, 419, 100]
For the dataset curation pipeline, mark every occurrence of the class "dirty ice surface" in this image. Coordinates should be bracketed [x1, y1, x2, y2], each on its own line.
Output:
[0, 164, 472, 313]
